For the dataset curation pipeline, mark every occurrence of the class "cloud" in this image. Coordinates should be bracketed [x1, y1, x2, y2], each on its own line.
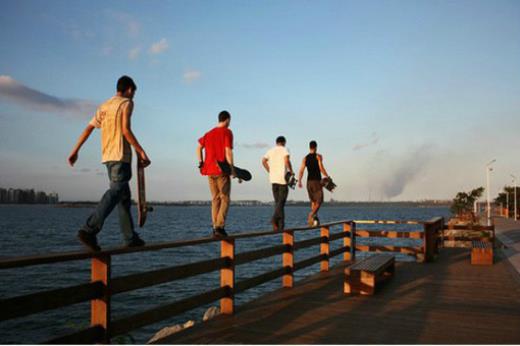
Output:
[149, 38, 169, 55]
[0, 75, 96, 118]
[237, 142, 269, 149]
[183, 69, 201, 83]
[128, 46, 141, 60]
[106, 10, 141, 37]
[353, 132, 380, 151]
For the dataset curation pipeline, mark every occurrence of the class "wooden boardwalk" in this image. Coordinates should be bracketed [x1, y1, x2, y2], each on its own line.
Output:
[156, 248, 520, 344]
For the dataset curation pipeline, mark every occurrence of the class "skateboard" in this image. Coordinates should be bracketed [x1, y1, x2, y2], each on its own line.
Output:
[217, 161, 252, 181]
[321, 177, 337, 192]
[137, 160, 148, 227]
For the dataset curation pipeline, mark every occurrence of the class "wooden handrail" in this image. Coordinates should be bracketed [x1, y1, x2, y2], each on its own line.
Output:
[0, 281, 104, 321]
[44, 325, 105, 345]
[2, 218, 447, 344]
[0, 220, 353, 270]
[111, 257, 228, 295]
[110, 287, 228, 337]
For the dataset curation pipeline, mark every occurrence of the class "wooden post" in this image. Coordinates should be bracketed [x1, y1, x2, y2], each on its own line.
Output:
[283, 231, 294, 288]
[220, 238, 235, 314]
[91, 255, 111, 343]
[320, 226, 330, 272]
[344, 222, 355, 261]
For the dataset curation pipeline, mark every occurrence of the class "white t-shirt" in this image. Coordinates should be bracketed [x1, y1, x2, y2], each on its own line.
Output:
[263, 145, 290, 185]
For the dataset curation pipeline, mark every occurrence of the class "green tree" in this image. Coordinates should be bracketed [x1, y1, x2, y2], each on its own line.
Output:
[495, 185, 519, 217]
[450, 187, 484, 222]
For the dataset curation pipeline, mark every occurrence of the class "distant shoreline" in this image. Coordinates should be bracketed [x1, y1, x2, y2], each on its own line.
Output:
[54, 200, 451, 208]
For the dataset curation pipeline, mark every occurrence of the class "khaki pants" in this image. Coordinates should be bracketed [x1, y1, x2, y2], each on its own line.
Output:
[208, 174, 231, 228]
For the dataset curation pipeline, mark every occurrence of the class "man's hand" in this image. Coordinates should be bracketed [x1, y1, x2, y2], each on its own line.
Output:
[68, 151, 78, 167]
[230, 166, 237, 178]
[138, 151, 151, 168]
[298, 181, 303, 189]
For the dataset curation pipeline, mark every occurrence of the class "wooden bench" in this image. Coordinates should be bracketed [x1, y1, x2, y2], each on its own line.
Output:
[344, 254, 395, 295]
[471, 241, 493, 265]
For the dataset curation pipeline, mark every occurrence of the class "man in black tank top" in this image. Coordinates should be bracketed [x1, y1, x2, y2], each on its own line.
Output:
[297, 141, 329, 226]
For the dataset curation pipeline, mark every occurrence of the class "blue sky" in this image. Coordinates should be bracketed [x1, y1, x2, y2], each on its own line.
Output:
[0, 0, 519, 201]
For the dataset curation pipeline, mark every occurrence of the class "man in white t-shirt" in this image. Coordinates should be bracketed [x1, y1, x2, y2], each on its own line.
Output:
[262, 136, 294, 231]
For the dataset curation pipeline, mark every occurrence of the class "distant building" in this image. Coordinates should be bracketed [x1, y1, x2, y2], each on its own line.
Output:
[0, 187, 59, 204]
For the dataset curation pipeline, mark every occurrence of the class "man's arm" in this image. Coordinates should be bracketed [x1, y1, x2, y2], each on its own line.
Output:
[196, 143, 204, 170]
[68, 124, 95, 167]
[297, 157, 306, 188]
[225, 147, 237, 177]
[262, 157, 270, 173]
[121, 101, 150, 167]
[285, 155, 294, 174]
[317, 154, 329, 177]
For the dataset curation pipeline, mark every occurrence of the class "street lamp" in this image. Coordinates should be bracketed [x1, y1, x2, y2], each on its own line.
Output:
[506, 186, 509, 218]
[512, 174, 517, 220]
[486, 159, 496, 226]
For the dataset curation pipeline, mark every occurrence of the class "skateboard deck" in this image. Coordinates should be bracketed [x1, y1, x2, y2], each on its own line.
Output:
[217, 161, 252, 181]
[321, 177, 337, 192]
[137, 160, 147, 227]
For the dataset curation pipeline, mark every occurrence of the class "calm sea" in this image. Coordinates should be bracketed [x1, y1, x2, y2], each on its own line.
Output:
[0, 204, 450, 344]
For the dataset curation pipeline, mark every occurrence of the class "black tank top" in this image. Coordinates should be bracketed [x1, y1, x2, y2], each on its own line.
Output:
[305, 153, 321, 181]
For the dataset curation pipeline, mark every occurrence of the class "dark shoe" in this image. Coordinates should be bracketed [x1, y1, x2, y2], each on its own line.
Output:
[213, 228, 228, 238]
[127, 237, 146, 247]
[78, 230, 101, 252]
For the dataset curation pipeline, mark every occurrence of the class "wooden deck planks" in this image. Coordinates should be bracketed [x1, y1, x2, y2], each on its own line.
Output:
[154, 248, 520, 344]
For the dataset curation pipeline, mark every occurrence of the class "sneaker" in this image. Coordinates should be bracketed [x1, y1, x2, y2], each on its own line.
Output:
[77, 230, 101, 252]
[212, 227, 228, 238]
[313, 215, 320, 226]
[127, 237, 146, 247]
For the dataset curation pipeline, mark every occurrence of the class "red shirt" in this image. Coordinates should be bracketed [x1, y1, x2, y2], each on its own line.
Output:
[198, 127, 234, 176]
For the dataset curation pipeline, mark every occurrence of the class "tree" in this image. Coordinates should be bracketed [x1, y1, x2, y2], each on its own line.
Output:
[450, 187, 484, 222]
[495, 186, 519, 217]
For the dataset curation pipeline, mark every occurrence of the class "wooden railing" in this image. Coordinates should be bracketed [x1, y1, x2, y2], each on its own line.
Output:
[353, 217, 444, 262]
[0, 220, 355, 344]
[0, 218, 444, 344]
[440, 223, 495, 247]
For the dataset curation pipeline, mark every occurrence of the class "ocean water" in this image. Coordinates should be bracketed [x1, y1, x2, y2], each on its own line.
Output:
[0, 204, 450, 344]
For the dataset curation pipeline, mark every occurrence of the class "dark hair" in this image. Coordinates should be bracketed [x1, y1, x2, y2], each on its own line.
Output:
[218, 110, 231, 122]
[276, 136, 286, 145]
[309, 140, 317, 149]
[117, 75, 137, 92]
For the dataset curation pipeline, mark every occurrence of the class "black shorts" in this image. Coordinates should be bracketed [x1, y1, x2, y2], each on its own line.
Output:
[307, 180, 324, 203]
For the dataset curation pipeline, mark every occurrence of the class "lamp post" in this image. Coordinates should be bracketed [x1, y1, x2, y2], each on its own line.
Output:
[506, 186, 510, 218]
[486, 159, 496, 226]
[512, 174, 517, 220]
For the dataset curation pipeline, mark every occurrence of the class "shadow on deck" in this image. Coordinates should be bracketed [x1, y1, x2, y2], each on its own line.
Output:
[155, 248, 520, 344]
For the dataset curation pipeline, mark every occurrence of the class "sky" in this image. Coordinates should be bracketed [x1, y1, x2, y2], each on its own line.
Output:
[0, 0, 519, 202]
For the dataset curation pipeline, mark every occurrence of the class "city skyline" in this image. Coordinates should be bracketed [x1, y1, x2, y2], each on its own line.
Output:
[1, 1, 519, 202]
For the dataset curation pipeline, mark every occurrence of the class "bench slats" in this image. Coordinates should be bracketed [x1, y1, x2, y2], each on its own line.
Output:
[471, 241, 492, 249]
[350, 254, 394, 271]
[345, 254, 395, 295]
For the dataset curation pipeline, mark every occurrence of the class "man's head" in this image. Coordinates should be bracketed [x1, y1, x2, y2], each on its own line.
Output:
[309, 140, 317, 152]
[276, 136, 286, 146]
[117, 75, 137, 99]
[218, 110, 231, 127]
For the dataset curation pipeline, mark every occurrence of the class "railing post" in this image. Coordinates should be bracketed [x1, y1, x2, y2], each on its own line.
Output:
[343, 222, 356, 261]
[283, 231, 294, 288]
[220, 238, 235, 314]
[320, 226, 330, 272]
[91, 254, 111, 343]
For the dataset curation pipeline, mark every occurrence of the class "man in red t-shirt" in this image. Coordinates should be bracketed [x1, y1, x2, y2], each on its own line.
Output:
[196, 111, 235, 237]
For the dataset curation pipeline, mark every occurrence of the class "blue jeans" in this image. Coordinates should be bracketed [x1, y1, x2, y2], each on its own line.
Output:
[82, 161, 137, 244]
[272, 184, 288, 231]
